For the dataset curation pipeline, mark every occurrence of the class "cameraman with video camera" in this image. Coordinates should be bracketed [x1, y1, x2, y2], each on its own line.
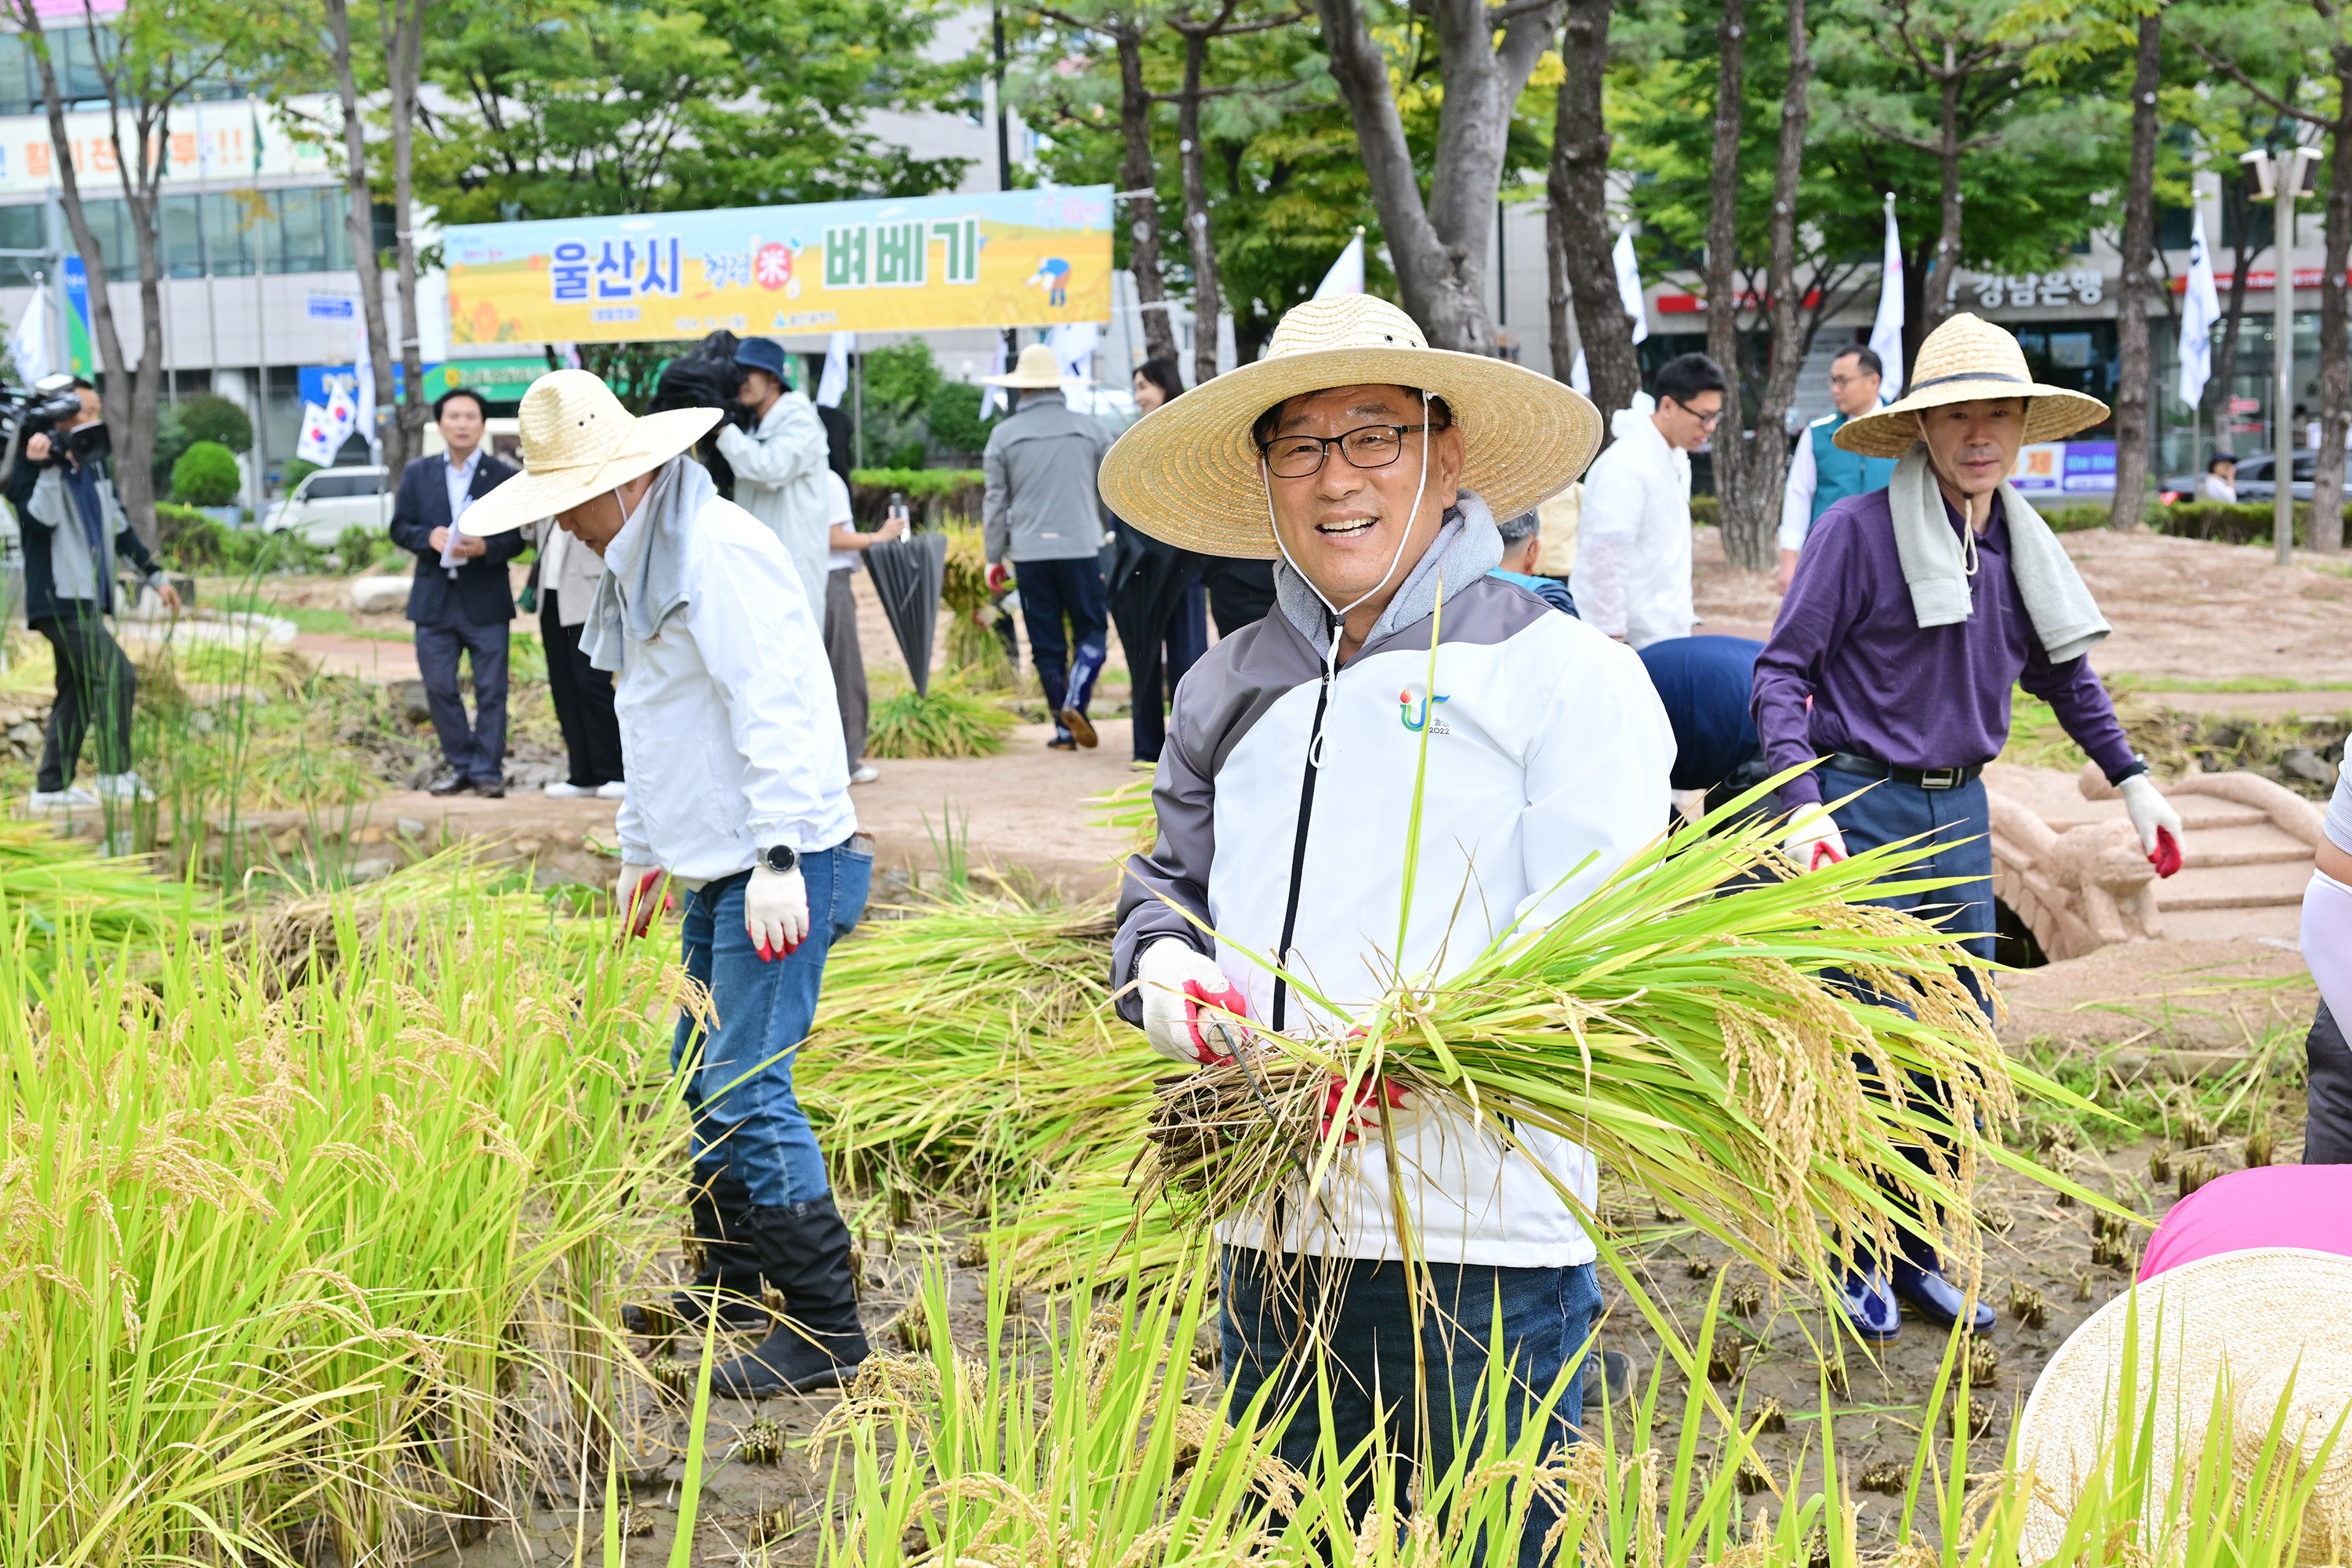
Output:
[5, 377, 177, 808]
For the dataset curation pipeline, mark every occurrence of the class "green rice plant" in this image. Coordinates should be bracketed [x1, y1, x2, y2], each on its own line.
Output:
[866, 673, 1018, 758]
[0, 818, 201, 968]
[1141, 793, 2110, 1294]
[0, 860, 688, 1565]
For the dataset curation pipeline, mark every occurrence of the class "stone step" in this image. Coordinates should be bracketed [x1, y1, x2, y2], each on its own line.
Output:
[2183, 844, 2318, 869]
[2046, 805, 2272, 832]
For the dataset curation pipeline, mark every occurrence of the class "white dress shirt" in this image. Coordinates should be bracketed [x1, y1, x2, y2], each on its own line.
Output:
[1572, 396, 1694, 648]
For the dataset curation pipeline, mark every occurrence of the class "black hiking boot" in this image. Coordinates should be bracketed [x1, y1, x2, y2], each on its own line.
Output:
[622, 1171, 771, 1337]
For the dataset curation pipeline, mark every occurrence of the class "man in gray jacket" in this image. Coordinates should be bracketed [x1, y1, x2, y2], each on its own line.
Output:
[982, 344, 1112, 749]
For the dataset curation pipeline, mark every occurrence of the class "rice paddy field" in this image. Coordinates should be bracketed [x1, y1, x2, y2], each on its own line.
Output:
[2, 757, 2338, 1568]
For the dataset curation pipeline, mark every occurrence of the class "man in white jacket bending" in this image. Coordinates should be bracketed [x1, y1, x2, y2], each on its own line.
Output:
[1101, 296, 1673, 1562]
[716, 336, 833, 623]
[461, 370, 873, 1400]
[1573, 352, 1725, 648]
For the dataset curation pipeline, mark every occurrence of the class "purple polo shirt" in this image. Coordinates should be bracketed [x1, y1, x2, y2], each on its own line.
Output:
[1753, 486, 2137, 809]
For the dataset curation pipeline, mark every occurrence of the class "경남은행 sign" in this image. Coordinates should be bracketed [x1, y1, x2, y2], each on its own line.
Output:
[442, 188, 1113, 346]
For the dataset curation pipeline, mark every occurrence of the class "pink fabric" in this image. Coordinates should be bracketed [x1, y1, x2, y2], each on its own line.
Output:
[2138, 1165, 2352, 1282]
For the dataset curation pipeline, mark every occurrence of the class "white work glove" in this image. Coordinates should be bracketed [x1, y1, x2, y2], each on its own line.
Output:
[1137, 940, 1251, 1066]
[615, 862, 669, 939]
[2118, 773, 2185, 876]
[1782, 801, 1849, 871]
[744, 862, 810, 961]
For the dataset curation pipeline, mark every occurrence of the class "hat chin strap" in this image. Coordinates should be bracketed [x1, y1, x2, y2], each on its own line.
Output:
[1263, 388, 1432, 768]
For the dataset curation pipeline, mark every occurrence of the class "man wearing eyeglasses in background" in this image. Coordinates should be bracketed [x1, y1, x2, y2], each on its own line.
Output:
[1573, 352, 1725, 648]
[1776, 346, 1897, 593]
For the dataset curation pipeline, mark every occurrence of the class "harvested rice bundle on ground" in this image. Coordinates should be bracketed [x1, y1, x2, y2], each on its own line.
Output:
[0, 820, 201, 967]
[1144, 811, 2081, 1282]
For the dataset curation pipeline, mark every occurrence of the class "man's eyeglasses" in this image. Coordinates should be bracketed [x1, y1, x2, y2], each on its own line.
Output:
[1828, 372, 1876, 390]
[1258, 423, 1440, 479]
[1664, 398, 1723, 430]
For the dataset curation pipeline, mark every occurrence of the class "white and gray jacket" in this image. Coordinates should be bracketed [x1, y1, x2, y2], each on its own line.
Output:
[1114, 495, 1677, 1267]
[982, 390, 1111, 563]
[715, 392, 833, 624]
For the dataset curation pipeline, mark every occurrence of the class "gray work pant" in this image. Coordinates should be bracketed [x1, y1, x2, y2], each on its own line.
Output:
[414, 620, 509, 785]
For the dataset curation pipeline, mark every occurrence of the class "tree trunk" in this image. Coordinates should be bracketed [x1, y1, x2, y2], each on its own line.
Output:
[1116, 27, 1180, 366]
[387, 0, 429, 473]
[2108, 12, 2162, 532]
[326, 0, 398, 475]
[1551, 0, 1640, 426]
[1702, 0, 1751, 550]
[2311, 88, 2352, 554]
[1175, 27, 1225, 386]
[1927, 71, 1965, 332]
[17, 15, 150, 545]
[1320, 0, 1559, 352]
[118, 144, 165, 549]
[1734, 0, 1813, 573]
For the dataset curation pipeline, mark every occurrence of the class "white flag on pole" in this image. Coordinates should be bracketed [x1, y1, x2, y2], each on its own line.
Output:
[295, 400, 341, 466]
[1868, 194, 1907, 397]
[9, 280, 50, 384]
[1570, 227, 1648, 400]
[815, 331, 853, 409]
[1313, 230, 1365, 299]
[1047, 321, 1100, 385]
[981, 336, 1008, 419]
[2179, 208, 2222, 408]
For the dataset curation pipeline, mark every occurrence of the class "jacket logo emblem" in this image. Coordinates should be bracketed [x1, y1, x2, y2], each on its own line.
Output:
[1398, 685, 1450, 735]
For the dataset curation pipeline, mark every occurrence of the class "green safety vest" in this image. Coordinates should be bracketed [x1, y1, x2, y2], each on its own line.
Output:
[1809, 411, 1900, 523]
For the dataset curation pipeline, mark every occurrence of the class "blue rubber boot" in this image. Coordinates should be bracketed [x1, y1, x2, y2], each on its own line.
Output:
[1835, 1265, 1902, 1341]
[1891, 1255, 1996, 1334]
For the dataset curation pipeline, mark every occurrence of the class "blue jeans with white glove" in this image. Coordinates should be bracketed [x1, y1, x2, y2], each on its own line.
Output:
[673, 839, 872, 1207]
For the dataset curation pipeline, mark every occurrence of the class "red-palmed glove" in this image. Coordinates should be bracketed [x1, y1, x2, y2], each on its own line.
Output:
[985, 561, 1011, 594]
[1781, 803, 1848, 872]
[1319, 1073, 1428, 1146]
[1137, 941, 1250, 1066]
[615, 863, 672, 939]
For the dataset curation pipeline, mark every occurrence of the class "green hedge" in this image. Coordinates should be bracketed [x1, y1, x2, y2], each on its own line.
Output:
[157, 504, 336, 575]
[1695, 492, 2332, 547]
[848, 467, 984, 526]
[170, 441, 242, 506]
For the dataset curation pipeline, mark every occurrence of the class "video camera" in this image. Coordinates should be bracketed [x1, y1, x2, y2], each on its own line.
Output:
[1, 372, 107, 468]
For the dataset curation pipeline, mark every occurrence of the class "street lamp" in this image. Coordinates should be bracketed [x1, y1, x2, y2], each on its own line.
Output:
[2242, 143, 2321, 567]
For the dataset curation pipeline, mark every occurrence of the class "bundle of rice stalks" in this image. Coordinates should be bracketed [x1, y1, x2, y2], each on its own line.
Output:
[0, 820, 202, 967]
[799, 898, 1153, 1194]
[1142, 810, 2092, 1281]
[865, 674, 1018, 759]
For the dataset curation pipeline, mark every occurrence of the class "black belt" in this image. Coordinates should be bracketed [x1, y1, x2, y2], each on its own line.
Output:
[1825, 752, 1982, 791]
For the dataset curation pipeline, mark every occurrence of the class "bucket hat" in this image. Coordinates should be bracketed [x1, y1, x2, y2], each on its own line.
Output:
[985, 343, 1076, 390]
[458, 369, 723, 538]
[733, 336, 788, 381]
[1834, 312, 2109, 459]
[2012, 1247, 2352, 1562]
[1097, 295, 1602, 559]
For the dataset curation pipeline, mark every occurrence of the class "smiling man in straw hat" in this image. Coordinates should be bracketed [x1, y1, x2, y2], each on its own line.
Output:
[1753, 312, 2187, 1342]
[1105, 293, 1672, 1554]
[460, 369, 874, 1399]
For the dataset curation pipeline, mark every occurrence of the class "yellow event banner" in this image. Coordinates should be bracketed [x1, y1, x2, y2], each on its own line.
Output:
[443, 188, 1114, 346]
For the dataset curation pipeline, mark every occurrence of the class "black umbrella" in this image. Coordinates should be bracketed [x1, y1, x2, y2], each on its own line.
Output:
[862, 531, 948, 696]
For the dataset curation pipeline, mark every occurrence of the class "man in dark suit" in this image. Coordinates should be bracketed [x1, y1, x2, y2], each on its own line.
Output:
[390, 388, 523, 796]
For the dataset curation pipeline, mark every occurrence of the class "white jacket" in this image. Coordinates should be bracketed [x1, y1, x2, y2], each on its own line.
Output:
[716, 392, 832, 623]
[1574, 396, 1694, 648]
[1113, 499, 1675, 1267]
[609, 491, 855, 880]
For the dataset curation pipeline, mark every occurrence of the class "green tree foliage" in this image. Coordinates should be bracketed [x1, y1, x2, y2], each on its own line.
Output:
[170, 441, 243, 506]
[417, 0, 982, 226]
[926, 380, 989, 459]
[176, 392, 256, 453]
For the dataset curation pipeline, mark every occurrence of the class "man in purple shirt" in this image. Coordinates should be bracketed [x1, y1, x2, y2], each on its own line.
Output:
[1754, 313, 2187, 1341]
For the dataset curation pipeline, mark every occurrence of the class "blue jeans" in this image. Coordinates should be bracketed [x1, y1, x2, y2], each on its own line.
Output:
[673, 840, 872, 1207]
[1014, 555, 1109, 727]
[1221, 1247, 1600, 1566]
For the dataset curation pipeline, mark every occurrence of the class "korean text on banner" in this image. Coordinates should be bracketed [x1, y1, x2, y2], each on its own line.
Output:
[443, 188, 1116, 346]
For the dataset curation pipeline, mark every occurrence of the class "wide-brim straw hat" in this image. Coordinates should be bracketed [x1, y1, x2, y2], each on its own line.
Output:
[458, 369, 723, 537]
[2013, 1248, 2352, 1563]
[985, 343, 1077, 389]
[1834, 312, 2109, 459]
[1098, 295, 1602, 559]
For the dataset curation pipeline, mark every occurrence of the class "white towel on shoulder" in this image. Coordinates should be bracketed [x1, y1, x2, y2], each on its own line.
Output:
[1887, 443, 2109, 664]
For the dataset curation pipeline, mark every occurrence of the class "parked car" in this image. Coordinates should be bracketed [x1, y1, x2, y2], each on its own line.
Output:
[2222, 451, 2352, 505]
[269, 466, 389, 545]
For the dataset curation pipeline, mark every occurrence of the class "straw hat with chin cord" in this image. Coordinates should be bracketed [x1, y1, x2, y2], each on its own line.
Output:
[458, 369, 724, 538]
[986, 343, 1080, 389]
[1098, 295, 1602, 560]
[1833, 311, 2109, 460]
[2012, 1248, 2352, 1562]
